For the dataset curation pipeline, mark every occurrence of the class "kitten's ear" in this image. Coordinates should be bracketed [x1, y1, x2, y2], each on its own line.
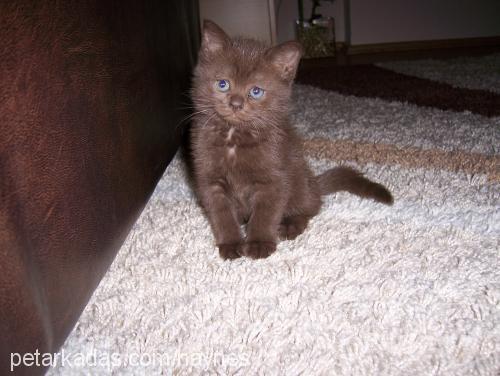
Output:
[201, 20, 230, 56]
[267, 41, 303, 81]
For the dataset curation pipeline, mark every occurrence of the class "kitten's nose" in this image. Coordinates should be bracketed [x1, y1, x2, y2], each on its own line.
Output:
[229, 95, 244, 111]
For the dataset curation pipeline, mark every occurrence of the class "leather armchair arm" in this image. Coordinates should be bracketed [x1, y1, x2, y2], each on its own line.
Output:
[0, 1, 199, 374]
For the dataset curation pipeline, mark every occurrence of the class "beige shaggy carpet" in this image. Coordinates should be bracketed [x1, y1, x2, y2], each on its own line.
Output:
[49, 54, 499, 375]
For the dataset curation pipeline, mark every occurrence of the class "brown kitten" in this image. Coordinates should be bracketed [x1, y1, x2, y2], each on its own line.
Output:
[191, 20, 393, 260]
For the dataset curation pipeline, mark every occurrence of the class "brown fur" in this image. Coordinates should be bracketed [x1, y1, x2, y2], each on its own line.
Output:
[191, 21, 393, 260]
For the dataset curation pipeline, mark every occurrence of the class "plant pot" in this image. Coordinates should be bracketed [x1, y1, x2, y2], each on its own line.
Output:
[295, 17, 336, 58]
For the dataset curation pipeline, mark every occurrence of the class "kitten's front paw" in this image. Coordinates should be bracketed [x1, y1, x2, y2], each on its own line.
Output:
[241, 241, 276, 259]
[218, 243, 242, 260]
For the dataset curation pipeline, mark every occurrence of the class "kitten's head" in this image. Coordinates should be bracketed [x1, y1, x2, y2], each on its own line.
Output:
[192, 20, 302, 127]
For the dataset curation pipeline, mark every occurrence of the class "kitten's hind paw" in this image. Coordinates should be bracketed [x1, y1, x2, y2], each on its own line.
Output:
[241, 241, 276, 259]
[218, 243, 242, 260]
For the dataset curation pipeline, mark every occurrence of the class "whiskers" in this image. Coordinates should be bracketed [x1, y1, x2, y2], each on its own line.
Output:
[249, 113, 284, 136]
[175, 104, 215, 131]
[201, 111, 218, 128]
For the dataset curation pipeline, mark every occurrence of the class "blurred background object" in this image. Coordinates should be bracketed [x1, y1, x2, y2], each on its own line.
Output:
[200, 0, 500, 61]
[295, 0, 337, 58]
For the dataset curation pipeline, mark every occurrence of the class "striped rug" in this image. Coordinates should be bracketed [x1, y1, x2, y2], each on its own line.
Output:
[49, 54, 499, 375]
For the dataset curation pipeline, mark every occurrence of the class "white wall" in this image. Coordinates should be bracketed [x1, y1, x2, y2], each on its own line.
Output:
[349, 0, 500, 45]
[275, 0, 500, 46]
[199, 0, 276, 44]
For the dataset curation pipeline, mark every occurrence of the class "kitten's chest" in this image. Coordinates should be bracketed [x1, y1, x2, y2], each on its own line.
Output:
[223, 127, 237, 162]
[211, 126, 260, 165]
[196, 123, 279, 177]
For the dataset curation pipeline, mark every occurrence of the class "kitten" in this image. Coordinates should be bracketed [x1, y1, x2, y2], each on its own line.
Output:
[191, 20, 393, 260]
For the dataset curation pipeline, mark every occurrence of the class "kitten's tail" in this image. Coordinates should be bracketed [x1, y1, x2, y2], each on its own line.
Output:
[316, 167, 393, 205]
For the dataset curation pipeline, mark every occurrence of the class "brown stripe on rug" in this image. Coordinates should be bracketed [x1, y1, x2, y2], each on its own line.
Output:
[304, 138, 500, 183]
[296, 65, 500, 117]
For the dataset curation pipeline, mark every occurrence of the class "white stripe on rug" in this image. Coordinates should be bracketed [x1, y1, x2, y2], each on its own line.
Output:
[376, 53, 500, 94]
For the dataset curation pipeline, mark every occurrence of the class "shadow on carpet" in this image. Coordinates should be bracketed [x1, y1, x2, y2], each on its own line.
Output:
[296, 64, 500, 117]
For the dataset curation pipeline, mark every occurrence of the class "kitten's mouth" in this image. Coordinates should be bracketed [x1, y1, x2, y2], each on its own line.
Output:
[226, 113, 242, 123]
[218, 111, 247, 124]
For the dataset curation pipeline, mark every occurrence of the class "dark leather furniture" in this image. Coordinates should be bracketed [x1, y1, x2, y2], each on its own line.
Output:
[0, 1, 198, 374]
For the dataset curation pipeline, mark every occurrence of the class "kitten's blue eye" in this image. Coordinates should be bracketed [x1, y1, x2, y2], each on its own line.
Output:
[215, 79, 230, 92]
[249, 86, 264, 99]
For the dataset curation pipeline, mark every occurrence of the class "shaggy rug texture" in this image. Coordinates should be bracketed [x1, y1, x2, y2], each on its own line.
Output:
[376, 54, 500, 94]
[49, 54, 499, 375]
